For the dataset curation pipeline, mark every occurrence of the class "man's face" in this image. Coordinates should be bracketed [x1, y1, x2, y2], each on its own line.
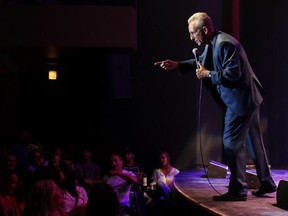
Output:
[6, 155, 17, 170]
[110, 155, 123, 171]
[83, 149, 92, 160]
[33, 151, 44, 166]
[125, 152, 134, 162]
[188, 22, 205, 46]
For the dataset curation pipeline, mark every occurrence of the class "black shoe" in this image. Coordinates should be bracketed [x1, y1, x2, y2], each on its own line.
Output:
[252, 186, 277, 197]
[213, 192, 247, 201]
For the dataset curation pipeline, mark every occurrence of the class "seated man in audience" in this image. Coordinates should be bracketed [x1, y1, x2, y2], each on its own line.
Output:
[27, 149, 45, 175]
[123, 147, 146, 182]
[103, 152, 138, 216]
[74, 146, 101, 192]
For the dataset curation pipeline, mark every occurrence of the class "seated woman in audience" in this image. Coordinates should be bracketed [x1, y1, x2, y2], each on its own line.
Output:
[0, 169, 23, 216]
[52, 165, 88, 216]
[1, 151, 28, 208]
[151, 150, 180, 200]
[24, 179, 67, 216]
[43, 148, 63, 169]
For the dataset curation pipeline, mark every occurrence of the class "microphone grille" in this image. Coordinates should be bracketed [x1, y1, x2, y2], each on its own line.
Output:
[192, 48, 198, 55]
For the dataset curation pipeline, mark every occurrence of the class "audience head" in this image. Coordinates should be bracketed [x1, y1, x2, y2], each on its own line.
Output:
[62, 157, 75, 171]
[24, 179, 65, 216]
[110, 152, 123, 171]
[159, 150, 171, 167]
[123, 147, 135, 163]
[29, 149, 44, 167]
[53, 165, 78, 199]
[81, 146, 94, 161]
[49, 153, 62, 168]
[52, 147, 62, 157]
[87, 182, 120, 216]
[0, 169, 18, 195]
[4, 151, 18, 170]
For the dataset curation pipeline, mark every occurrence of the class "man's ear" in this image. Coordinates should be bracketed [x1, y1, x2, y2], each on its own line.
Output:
[202, 26, 208, 34]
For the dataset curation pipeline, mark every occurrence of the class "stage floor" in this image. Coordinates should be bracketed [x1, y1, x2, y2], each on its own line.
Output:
[174, 167, 288, 216]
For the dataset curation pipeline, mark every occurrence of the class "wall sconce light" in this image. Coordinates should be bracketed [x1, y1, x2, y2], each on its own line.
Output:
[48, 70, 57, 80]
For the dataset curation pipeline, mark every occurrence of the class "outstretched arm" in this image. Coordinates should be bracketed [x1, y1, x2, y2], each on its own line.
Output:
[154, 59, 179, 70]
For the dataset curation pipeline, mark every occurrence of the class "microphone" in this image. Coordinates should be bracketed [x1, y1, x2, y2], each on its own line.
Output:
[192, 48, 200, 69]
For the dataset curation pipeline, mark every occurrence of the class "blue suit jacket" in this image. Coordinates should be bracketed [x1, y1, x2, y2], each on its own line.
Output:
[178, 31, 264, 116]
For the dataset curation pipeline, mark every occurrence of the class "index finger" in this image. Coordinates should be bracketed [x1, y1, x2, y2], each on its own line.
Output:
[154, 61, 163, 65]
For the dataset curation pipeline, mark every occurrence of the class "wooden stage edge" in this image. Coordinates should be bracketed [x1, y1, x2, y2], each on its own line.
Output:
[174, 167, 288, 216]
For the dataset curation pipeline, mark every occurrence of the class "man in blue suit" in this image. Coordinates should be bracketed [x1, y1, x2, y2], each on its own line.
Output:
[154, 12, 276, 201]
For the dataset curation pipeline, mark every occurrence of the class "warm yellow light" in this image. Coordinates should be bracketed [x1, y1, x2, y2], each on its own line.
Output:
[49, 70, 57, 80]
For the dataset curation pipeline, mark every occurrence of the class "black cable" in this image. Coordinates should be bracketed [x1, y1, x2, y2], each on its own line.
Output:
[197, 79, 222, 195]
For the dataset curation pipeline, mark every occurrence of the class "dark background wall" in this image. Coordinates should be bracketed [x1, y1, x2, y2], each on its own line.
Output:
[0, 0, 288, 174]
[240, 1, 288, 168]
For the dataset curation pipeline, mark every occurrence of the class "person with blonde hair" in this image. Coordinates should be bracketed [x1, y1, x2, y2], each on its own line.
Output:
[24, 179, 67, 216]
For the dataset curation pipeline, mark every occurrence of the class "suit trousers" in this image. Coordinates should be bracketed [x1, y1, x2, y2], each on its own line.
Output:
[222, 106, 275, 195]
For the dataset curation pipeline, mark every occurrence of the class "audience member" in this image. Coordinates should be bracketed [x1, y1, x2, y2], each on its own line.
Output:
[27, 149, 45, 175]
[61, 155, 85, 186]
[53, 165, 88, 215]
[122, 147, 148, 216]
[74, 147, 101, 192]
[87, 182, 120, 216]
[1, 151, 28, 207]
[151, 150, 180, 199]
[123, 147, 145, 182]
[103, 152, 138, 216]
[1, 151, 28, 180]
[24, 179, 67, 216]
[0, 169, 23, 216]
[2, 151, 19, 171]
[43, 147, 63, 168]
[10, 129, 42, 169]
